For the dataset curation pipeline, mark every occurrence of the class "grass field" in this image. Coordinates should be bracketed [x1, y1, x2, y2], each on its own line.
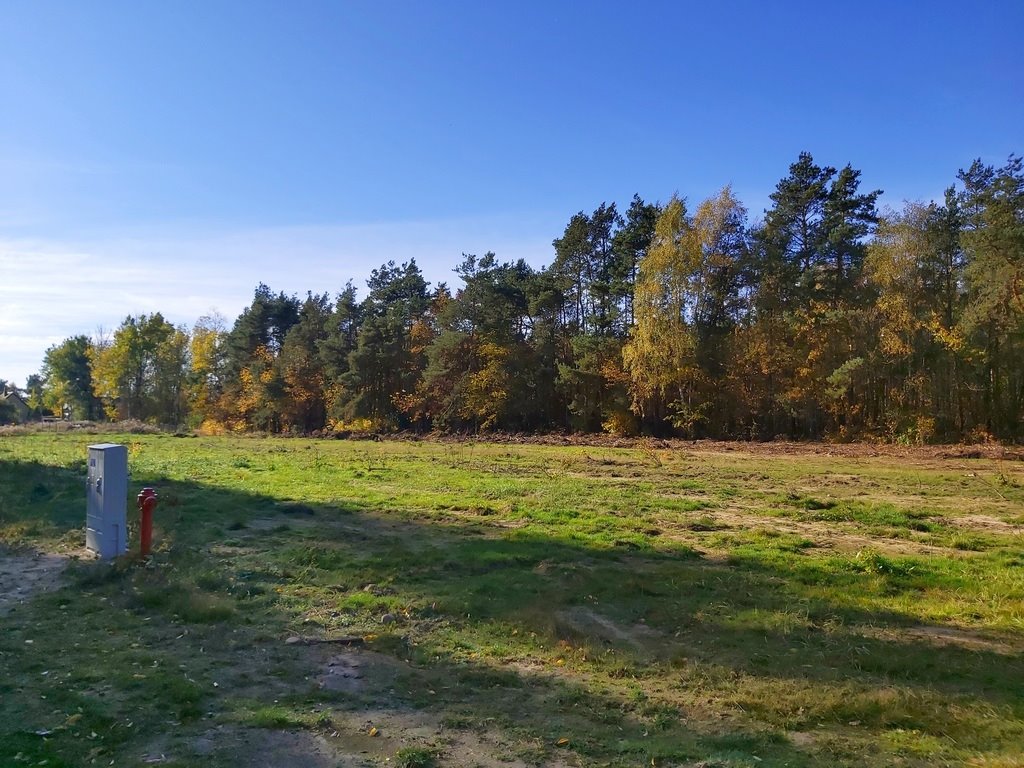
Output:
[1, 433, 1022, 767]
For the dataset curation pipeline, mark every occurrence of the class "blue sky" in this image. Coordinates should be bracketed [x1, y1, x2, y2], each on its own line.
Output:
[2, 1, 1022, 385]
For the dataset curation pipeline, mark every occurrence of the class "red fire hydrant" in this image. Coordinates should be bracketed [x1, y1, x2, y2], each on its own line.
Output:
[137, 487, 158, 557]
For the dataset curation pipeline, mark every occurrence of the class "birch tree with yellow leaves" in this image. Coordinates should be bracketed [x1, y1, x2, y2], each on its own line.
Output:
[623, 188, 748, 434]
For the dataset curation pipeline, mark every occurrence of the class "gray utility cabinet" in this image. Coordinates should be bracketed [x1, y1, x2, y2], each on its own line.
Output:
[85, 443, 128, 559]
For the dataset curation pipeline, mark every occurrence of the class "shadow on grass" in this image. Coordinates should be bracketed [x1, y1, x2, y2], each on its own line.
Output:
[1, 455, 1022, 767]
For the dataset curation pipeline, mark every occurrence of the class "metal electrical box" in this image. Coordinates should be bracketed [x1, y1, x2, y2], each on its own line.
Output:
[86, 443, 128, 559]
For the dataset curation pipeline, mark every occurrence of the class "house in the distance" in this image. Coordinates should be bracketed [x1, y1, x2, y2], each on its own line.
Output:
[1, 388, 31, 423]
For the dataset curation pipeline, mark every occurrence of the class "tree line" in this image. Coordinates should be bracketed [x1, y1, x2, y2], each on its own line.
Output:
[21, 152, 1024, 442]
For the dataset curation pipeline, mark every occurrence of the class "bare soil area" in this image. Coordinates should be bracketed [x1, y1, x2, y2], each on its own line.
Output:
[0, 547, 69, 615]
[162, 644, 581, 768]
[853, 624, 1023, 655]
[951, 514, 1024, 535]
[362, 432, 1024, 460]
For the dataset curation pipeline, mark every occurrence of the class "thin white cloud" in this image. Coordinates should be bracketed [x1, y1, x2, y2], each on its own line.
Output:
[0, 215, 557, 386]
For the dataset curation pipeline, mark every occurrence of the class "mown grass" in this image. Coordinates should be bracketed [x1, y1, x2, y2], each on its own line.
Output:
[0, 434, 1022, 766]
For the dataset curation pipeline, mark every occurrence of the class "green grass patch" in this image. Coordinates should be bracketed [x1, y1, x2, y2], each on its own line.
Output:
[1, 434, 1022, 767]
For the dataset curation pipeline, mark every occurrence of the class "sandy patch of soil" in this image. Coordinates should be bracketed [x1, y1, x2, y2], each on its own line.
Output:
[354, 432, 1024, 462]
[438, 505, 530, 529]
[555, 606, 663, 654]
[952, 514, 1024, 535]
[323, 707, 579, 768]
[174, 643, 580, 768]
[316, 648, 376, 694]
[0, 548, 69, 615]
[677, 508, 954, 557]
[314, 647, 578, 767]
[786, 731, 818, 748]
[208, 543, 259, 556]
[191, 727, 348, 768]
[247, 516, 320, 532]
[853, 624, 1022, 655]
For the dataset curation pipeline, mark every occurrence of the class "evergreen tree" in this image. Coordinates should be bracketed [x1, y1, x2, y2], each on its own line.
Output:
[224, 284, 302, 376]
[959, 155, 1024, 438]
[278, 293, 333, 432]
[612, 194, 661, 331]
[219, 285, 302, 431]
[339, 260, 429, 429]
[420, 253, 540, 431]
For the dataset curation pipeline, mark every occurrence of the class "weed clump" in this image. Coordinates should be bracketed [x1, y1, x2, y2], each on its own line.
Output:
[394, 747, 438, 768]
[848, 550, 916, 577]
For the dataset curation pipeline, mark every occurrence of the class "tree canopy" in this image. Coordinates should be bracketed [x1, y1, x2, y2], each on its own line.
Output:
[28, 152, 1024, 442]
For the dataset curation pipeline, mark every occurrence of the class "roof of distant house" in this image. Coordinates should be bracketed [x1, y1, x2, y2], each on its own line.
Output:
[2, 389, 28, 405]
